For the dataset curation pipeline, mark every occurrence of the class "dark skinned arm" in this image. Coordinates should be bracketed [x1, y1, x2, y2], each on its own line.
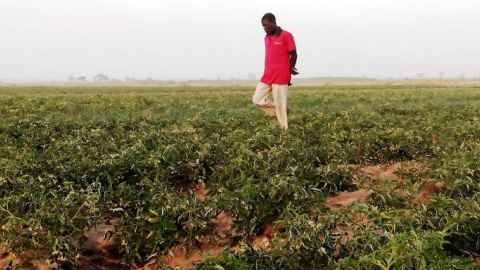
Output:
[289, 49, 299, 75]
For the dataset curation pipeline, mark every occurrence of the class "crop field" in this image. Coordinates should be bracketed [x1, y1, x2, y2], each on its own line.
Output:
[1, 83, 480, 269]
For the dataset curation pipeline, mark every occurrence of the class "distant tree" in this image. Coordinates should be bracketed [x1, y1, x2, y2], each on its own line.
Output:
[94, 74, 109, 82]
[459, 72, 465, 80]
[247, 73, 256, 80]
[417, 73, 425, 79]
[77, 76, 87, 83]
[438, 71, 444, 79]
[69, 74, 75, 82]
[110, 78, 122, 83]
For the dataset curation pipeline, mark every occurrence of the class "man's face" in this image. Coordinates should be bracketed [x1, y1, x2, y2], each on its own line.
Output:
[262, 19, 276, 35]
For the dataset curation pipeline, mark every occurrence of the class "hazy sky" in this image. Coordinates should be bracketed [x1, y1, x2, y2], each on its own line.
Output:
[1, 0, 479, 82]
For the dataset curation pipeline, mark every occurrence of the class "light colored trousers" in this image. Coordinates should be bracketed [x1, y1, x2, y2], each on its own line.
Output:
[252, 82, 288, 129]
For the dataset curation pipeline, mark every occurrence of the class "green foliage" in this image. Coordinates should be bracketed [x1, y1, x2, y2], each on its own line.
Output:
[109, 179, 216, 262]
[1, 84, 480, 268]
[333, 229, 476, 269]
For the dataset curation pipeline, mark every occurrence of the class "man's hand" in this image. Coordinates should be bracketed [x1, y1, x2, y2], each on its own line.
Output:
[290, 66, 299, 75]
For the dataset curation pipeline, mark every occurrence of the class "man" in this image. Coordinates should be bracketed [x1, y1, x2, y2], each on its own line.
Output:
[252, 13, 298, 130]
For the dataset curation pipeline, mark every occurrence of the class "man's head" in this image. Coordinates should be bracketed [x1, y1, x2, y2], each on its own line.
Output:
[261, 13, 277, 35]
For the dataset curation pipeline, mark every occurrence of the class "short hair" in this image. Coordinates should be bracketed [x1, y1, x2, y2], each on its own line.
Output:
[262, 13, 276, 23]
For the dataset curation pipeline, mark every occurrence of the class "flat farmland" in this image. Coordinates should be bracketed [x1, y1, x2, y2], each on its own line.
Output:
[1, 83, 479, 269]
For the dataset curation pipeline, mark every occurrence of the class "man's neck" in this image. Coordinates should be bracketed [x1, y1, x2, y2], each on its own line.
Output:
[270, 26, 281, 39]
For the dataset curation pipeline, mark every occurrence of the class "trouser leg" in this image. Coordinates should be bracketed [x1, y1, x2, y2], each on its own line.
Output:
[252, 82, 276, 117]
[272, 84, 288, 129]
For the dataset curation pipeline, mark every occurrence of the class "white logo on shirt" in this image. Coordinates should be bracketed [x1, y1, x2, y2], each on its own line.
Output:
[275, 42, 282, 45]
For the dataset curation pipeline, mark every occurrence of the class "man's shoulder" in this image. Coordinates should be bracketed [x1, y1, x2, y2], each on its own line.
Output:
[280, 29, 294, 38]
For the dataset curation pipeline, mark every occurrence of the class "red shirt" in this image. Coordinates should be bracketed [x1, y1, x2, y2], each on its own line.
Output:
[260, 28, 296, 85]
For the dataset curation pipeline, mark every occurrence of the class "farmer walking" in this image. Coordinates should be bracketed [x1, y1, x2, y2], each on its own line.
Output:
[252, 13, 298, 130]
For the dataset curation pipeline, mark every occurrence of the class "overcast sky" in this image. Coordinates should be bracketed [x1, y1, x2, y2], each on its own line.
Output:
[1, 0, 479, 82]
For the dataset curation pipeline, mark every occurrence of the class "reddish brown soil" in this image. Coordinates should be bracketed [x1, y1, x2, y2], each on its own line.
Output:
[324, 189, 371, 210]
[0, 249, 19, 269]
[330, 161, 433, 210]
[146, 211, 238, 269]
[78, 218, 122, 269]
[331, 224, 355, 257]
[247, 222, 280, 251]
[0, 248, 50, 269]
[193, 182, 212, 200]
[412, 180, 445, 203]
